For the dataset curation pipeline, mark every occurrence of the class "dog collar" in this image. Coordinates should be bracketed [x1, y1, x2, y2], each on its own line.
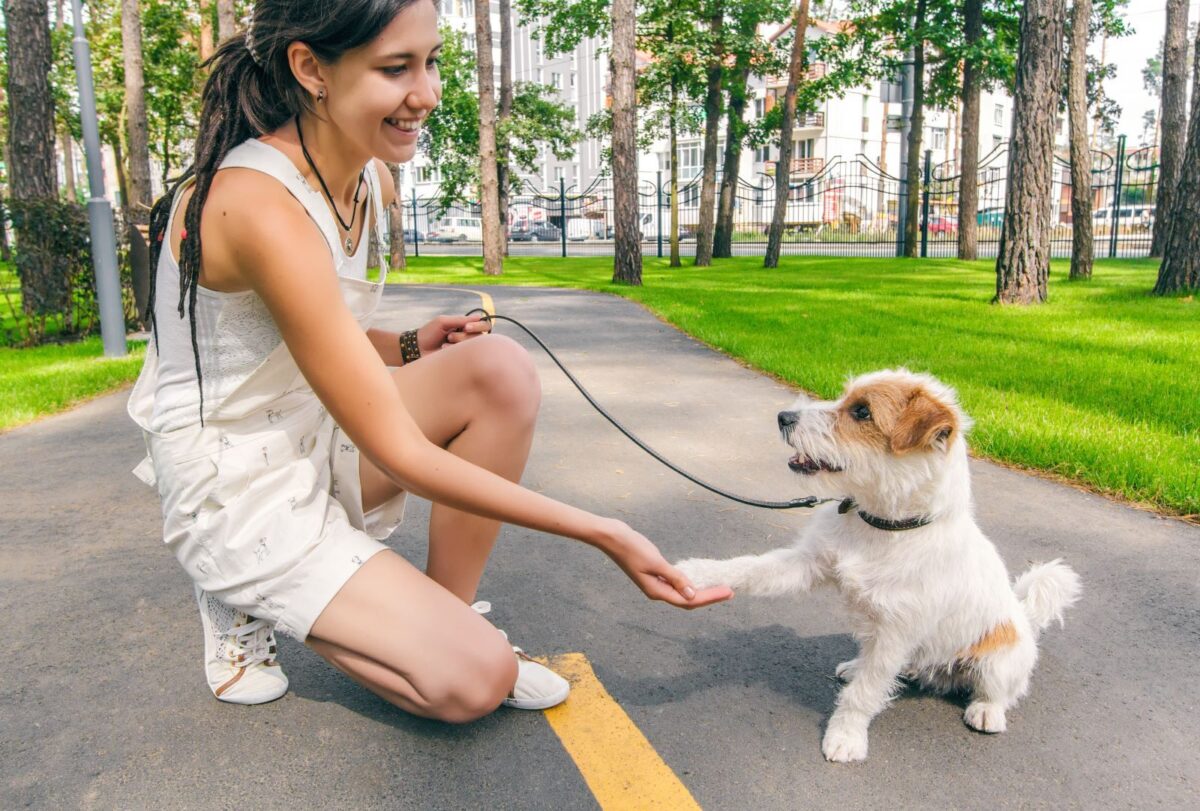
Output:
[838, 498, 934, 532]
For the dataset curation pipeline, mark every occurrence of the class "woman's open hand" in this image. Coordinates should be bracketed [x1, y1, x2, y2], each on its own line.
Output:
[600, 519, 733, 609]
[417, 314, 492, 355]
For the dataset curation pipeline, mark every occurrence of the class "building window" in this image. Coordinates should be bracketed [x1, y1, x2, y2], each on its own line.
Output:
[931, 127, 946, 150]
[570, 72, 576, 88]
[993, 134, 1003, 147]
[552, 72, 562, 89]
[754, 145, 773, 163]
[754, 98, 765, 118]
[994, 104, 1004, 126]
[793, 138, 814, 158]
[536, 67, 542, 83]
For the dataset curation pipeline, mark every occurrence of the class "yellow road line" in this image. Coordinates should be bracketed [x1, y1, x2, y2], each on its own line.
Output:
[543, 653, 702, 811]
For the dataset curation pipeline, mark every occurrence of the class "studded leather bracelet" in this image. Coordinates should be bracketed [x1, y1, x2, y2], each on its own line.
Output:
[398, 329, 422, 366]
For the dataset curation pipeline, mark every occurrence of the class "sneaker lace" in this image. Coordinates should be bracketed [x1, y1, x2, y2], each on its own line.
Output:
[220, 617, 276, 668]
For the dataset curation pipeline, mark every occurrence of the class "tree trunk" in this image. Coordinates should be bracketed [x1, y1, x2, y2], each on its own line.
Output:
[765, 0, 811, 269]
[1150, 0, 1190, 258]
[199, 0, 215, 62]
[217, 0, 237, 43]
[994, 0, 1065, 304]
[112, 137, 130, 219]
[1154, 22, 1200, 294]
[122, 0, 153, 225]
[670, 74, 681, 267]
[1067, 0, 1093, 280]
[498, 0, 513, 257]
[475, 0, 504, 276]
[388, 163, 406, 270]
[60, 131, 77, 202]
[4, 0, 60, 318]
[0, 189, 11, 261]
[903, 0, 928, 259]
[956, 0, 982, 261]
[694, 3, 724, 266]
[714, 64, 751, 258]
[611, 0, 642, 284]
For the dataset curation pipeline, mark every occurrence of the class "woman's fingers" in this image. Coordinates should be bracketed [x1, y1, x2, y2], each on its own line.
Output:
[641, 572, 733, 609]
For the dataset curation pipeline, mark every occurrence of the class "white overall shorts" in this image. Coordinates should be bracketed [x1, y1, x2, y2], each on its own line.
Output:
[127, 139, 407, 641]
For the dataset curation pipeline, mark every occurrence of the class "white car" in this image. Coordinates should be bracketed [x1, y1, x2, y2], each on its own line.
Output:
[430, 216, 482, 242]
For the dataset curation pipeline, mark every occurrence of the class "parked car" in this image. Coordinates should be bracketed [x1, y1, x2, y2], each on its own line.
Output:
[402, 228, 424, 243]
[927, 215, 957, 235]
[428, 216, 482, 242]
[510, 223, 562, 242]
[977, 207, 1004, 228]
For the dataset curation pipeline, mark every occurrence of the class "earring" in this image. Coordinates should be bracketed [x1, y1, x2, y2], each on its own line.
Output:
[317, 88, 326, 102]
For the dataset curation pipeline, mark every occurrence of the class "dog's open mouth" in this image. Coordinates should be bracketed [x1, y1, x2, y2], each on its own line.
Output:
[788, 453, 843, 475]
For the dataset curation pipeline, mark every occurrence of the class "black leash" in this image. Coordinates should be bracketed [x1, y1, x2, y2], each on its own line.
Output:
[465, 309, 837, 511]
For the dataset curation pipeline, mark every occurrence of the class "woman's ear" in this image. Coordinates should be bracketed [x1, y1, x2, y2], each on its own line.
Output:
[890, 392, 957, 455]
[287, 41, 326, 101]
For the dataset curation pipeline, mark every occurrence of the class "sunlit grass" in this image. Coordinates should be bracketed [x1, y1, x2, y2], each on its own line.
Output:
[389, 255, 1198, 517]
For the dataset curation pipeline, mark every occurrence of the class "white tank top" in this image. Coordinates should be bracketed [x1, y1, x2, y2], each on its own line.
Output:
[150, 138, 384, 433]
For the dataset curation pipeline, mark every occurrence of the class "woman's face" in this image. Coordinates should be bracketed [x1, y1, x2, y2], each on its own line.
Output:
[319, 0, 442, 164]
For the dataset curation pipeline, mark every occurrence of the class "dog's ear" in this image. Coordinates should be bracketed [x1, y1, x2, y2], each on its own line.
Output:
[891, 392, 957, 455]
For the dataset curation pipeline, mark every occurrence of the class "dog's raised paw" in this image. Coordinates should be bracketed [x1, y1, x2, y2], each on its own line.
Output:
[822, 723, 869, 762]
[964, 701, 1007, 733]
[674, 558, 720, 589]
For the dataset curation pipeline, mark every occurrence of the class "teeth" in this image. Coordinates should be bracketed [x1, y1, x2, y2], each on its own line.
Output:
[387, 118, 420, 131]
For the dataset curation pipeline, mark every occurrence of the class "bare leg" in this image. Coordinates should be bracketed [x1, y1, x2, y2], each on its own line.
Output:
[359, 334, 540, 601]
[304, 335, 539, 721]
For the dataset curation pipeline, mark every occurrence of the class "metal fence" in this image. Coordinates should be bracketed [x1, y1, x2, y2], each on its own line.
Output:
[403, 135, 1158, 261]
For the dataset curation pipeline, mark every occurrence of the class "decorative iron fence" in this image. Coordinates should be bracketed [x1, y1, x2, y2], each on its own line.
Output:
[403, 135, 1157, 261]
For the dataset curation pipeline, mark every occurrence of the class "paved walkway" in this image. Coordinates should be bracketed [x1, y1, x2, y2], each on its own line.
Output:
[3, 285, 1197, 809]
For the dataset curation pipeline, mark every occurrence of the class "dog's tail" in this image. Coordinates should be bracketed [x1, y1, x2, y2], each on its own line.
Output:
[1014, 559, 1081, 633]
[676, 547, 819, 597]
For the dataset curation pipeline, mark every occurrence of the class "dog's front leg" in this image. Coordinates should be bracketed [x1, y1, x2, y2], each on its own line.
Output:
[676, 546, 826, 597]
[822, 636, 912, 763]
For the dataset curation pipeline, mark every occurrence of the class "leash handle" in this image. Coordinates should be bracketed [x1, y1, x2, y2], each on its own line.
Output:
[465, 309, 834, 511]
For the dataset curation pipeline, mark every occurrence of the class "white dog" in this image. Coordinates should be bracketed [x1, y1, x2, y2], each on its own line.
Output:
[677, 369, 1080, 763]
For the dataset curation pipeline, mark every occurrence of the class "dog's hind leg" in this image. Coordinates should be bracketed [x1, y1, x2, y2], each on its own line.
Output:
[676, 546, 827, 597]
[963, 638, 1037, 734]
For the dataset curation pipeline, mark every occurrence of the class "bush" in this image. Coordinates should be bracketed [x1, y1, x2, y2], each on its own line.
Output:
[3, 198, 137, 347]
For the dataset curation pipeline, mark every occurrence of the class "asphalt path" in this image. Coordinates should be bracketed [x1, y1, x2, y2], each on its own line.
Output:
[2, 285, 1196, 809]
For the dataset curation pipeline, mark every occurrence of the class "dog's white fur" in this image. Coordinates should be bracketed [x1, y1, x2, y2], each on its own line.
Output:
[677, 369, 1081, 763]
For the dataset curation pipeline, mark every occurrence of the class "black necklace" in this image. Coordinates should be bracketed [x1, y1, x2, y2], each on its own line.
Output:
[295, 114, 364, 253]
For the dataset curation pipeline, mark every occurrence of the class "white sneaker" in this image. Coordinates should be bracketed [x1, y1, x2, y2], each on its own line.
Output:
[471, 601, 570, 711]
[196, 585, 289, 705]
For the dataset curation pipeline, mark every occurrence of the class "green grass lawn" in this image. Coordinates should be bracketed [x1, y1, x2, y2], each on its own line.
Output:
[388, 255, 1198, 518]
[0, 337, 146, 432]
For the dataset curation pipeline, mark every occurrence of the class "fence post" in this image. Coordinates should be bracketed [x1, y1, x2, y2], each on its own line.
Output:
[410, 195, 420, 258]
[920, 149, 931, 258]
[1109, 134, 1125, 259]
[657, 170, 664, 258]
[559, 177, 567, 258]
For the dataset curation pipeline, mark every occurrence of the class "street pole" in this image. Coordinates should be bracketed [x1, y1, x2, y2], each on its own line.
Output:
[71, 0, 126, 357]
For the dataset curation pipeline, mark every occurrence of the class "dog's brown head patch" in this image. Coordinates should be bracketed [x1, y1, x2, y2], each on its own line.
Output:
[834, 378, 958, 456]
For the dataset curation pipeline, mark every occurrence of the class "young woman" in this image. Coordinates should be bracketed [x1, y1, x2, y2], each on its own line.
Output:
[127, 0, 731, 722]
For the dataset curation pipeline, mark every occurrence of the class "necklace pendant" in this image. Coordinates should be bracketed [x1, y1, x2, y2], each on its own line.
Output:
[345, 236, 353, 252]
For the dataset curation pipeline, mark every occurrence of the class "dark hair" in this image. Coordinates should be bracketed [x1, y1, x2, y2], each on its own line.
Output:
[147, 0, 420, 423]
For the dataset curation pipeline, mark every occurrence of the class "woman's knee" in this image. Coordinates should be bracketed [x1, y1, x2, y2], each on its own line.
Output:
[466, 334, 541, 421]
[420, 638, 518, 724]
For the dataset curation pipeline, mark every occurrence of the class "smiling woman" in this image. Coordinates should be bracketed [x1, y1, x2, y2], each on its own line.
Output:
[128, 0, 728, 724]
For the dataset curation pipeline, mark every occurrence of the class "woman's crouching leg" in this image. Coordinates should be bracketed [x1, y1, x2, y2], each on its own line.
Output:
[305, 550, 517, 723]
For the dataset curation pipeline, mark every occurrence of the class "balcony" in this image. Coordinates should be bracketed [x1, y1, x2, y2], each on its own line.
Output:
[796, 112, 824, 129]
[790, 157, 824, 176]
[765, 62, 828, 87]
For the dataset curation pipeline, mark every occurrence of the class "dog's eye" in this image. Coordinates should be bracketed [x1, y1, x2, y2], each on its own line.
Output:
[850, 403, 872, 422]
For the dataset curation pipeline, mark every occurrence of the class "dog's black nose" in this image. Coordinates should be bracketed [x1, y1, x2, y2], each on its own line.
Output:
[778, 411, 798, 429]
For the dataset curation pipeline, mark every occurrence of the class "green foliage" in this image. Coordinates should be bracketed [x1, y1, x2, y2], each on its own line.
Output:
[141, 0, 204, 181]
[5, 198, 93, 344]
[419, 26, 580, 212]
